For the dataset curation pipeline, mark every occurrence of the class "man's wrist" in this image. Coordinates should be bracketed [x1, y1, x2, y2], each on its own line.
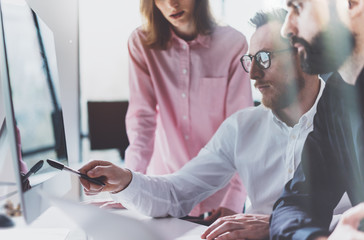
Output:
[111, 168, 133, 194]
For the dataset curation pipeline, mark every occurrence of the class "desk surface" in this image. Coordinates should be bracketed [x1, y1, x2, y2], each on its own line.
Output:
[1, 205, 207, 240]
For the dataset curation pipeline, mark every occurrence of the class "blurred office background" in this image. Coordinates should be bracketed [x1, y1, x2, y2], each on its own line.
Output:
[79, 0, 285, 164]
[0, 0, 286, 203]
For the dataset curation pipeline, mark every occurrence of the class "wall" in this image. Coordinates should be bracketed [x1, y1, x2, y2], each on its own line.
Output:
[79, 0, 140, 102]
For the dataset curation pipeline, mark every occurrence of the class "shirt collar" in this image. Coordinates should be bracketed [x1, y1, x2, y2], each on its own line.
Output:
[300, 77, 325, 129]
[271, 77, 326, 130]
[170, 28, 211, 48]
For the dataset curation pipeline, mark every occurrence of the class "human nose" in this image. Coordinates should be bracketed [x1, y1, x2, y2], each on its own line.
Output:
[167, 0, 179, 8]
[249, 58, 264, 80]
[281, 10, 297, 39]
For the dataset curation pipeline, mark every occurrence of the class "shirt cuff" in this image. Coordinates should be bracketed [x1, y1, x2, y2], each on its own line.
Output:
[110, 171, 141, 204]
[292, 227, 329, 240]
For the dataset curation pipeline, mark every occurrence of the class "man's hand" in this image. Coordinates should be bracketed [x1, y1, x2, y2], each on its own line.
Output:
[201, 213, 270, 240]
[184, 207, 236, 226]
[202, 207, 237, 226]
[78, 160, 132, 196]
[323, 203, 364, 240]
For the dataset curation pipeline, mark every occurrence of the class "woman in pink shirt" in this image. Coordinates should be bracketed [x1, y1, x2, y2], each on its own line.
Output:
[125, 0, 253, 222]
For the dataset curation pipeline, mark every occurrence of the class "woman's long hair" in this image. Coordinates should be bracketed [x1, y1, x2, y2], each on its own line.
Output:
[140, 0, 215, 49]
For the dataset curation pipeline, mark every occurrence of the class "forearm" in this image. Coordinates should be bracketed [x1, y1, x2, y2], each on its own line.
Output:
[111, 171, 193, 218]
[113, 149, 237, 218]
[270, 203, 328, 240]
[270, 185, 332, 240]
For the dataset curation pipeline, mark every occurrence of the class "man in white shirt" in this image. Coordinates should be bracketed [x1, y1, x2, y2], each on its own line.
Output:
[79, 9, 348, 240]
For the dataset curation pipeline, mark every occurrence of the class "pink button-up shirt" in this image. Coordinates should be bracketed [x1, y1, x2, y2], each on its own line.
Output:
[125, 25, 253, 216]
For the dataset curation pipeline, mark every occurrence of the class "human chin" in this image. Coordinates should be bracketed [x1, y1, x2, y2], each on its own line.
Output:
[261, 95, 285, 111]
[262, 84, 296, 110]
[300, 21, 355, 74]
[261, 92, 281, 110]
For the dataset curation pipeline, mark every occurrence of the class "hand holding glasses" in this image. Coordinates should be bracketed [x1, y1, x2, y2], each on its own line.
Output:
[240, 48, 293, 73]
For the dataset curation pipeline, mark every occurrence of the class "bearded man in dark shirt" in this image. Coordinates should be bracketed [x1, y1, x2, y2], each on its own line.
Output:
[270, 0, 364, 239]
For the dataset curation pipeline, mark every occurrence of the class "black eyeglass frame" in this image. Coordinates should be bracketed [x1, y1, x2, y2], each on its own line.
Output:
[240, 48, 293, 73]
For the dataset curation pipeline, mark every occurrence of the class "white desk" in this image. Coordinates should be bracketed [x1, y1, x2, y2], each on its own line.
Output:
[1, 205, 207, 240]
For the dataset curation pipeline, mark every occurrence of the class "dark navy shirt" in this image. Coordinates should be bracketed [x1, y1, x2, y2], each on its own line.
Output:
[270, 69, 364, 240]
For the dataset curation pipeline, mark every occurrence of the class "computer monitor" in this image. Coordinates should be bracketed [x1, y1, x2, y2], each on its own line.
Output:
[0, 0, 71, 224]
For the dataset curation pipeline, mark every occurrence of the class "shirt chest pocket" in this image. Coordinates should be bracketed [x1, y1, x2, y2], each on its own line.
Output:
[198, 77, 228, 110]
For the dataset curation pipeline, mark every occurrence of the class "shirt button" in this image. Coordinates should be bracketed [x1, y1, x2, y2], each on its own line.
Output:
[185, 135, 189, 140]
[290, 135, 296, 140]
[288, 168, 293, 174]
[183, 115, 187, 120]
[182, 45, 187, 50]
[181, 93, 186, 98]
[182, 69, 187, 74]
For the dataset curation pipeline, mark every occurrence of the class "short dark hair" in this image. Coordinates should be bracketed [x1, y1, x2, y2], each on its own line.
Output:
[249, 8, 288, 29]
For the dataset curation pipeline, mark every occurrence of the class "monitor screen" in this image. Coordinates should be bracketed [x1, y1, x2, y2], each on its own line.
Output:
[0, 0, 70, 223]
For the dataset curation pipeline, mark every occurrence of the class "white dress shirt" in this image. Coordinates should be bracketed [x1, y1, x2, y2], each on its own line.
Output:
[113, 79, 348, 217]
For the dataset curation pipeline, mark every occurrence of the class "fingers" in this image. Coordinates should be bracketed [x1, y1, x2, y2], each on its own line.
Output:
[203, 207, 237, 224]
[206, 224, 269, 240]
[79, 169, 106, 192]
[202, 215, 240, 239]
[202, 214, 253, 237]
[78, 160, 132, 195]
[214, 228, 267, 240]
[329, 205, 364, 240]
[219, 207, 237, 217]
[86, 165, 110, 178]
[83, 186, 104, 196]
[202, 220, 245, 240]
[78, 160, 114, 192]
[203, 209, 222, 225]
[341, 203, 364, 228]
[348, 231, 364, 240]
[79, 160, 111, 174]
[201, 214, 270, 240]
[83, 183, 104, 193]
[79, 176, 91, 190]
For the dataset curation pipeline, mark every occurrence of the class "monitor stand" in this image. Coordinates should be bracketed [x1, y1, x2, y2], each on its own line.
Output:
[0, 119, 14, 228]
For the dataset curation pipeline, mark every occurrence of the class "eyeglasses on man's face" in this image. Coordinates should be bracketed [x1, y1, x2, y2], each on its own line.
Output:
[240, 48, 292, 73]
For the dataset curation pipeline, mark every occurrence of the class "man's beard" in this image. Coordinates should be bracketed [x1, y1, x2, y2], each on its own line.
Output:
[292, 18, 355, 74]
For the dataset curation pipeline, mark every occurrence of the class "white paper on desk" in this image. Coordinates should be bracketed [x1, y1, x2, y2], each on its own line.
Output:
[0, 228, 70, 240]
[39, 190, 167, 240]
